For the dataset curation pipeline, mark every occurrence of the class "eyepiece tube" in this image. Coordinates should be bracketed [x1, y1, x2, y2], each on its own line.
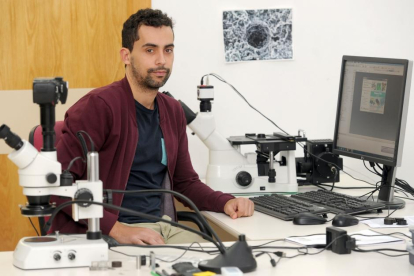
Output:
[0, 124, 24, 150]
[179, 100, 197, 125]
[40, 104, 56, 152]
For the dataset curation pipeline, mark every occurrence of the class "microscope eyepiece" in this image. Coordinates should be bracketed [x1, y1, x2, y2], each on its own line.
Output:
[0, 124, 24, 150]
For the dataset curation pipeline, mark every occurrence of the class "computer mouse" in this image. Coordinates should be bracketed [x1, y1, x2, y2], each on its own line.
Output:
[332, 214, 359, 227]
[293, 212, 327, 225]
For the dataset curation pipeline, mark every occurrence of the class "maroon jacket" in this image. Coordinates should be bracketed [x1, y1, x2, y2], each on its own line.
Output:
[51, 77, 234, 235]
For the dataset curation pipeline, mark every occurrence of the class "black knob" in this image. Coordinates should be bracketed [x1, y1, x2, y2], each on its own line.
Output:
[60, 170, 73, 186]
[257, 133, 266, 138]
[236, 171, 252, 187]
[384, 217, 395, 225]
[74, 188, 94, 207]
[68, 253, 76, 260]
[46, 173, 57, 184]
[112, 261, 122, 268]
[53, 253, 61, 261]
[268, 169, 276, 183]
[396, 218, 407, 225]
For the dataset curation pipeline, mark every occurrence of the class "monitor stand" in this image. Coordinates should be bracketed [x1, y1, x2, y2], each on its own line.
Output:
[374, 166, 405, 210]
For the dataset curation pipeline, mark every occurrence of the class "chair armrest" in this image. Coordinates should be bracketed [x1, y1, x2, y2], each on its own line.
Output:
[177, 211, 212, 238]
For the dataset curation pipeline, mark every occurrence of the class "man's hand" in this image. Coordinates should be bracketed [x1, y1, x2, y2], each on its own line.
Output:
[224, 198, 254, 219]
[109, 221, 165, 245]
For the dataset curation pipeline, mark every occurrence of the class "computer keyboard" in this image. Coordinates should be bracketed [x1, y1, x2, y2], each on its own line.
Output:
[291, 190, 385, 215]
[249, 194, 329, 220]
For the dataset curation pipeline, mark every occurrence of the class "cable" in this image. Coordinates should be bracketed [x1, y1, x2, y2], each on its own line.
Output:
[354, 207, 398, 220]
[255, 251, 279, 267]
[201, 73, 289, 135]
[364, 161, 379, 176]
[353, 247, 408, 257]
[330, 169, 338, 191]
[76, 130, 95, 152]
[66, 156, 85, 171]
[286, 233, 325, 239]
[43, 199, 224, 254]
[364, 162, 414, 199]
[373, 163, 383, 175]
[28, 217, 40, 237]
[110, 242, 216, 263]
[250, 239, 285, 248]
[382, 231, 412, 240]
[109, 248, 148, 258]
[113, 243, 219, 254]
[357, 181, 382, 199]
[103, 188, 225, 252]
[302, 182, 328, 190]
[310, 183, 374, 189]
[76, 132, 89, 161]
[156, 242, 207, 263]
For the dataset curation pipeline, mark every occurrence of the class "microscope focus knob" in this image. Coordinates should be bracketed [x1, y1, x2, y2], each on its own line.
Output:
[46, 173, 57, 184]
[53, 253, 61, 261]
[236, 171, 252, 187]
[74, 188, 94, 207]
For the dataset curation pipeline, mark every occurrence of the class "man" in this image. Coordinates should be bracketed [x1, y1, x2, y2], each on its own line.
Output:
[52, 9, 254, 245]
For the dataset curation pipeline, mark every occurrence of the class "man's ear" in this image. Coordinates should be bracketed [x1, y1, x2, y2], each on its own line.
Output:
[120, 48, 131, 65]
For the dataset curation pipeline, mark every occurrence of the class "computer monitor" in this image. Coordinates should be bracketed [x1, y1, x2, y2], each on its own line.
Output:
[333, 56, 412, 209]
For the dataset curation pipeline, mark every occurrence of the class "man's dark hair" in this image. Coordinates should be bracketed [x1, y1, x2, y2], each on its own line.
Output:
[122, 9, 173, 51]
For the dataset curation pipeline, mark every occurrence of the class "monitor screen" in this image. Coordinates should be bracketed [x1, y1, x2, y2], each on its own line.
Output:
[333, 56, 412, 167]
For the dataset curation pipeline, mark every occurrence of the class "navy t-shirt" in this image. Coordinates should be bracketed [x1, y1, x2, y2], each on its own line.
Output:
[118, 99, 167, 223]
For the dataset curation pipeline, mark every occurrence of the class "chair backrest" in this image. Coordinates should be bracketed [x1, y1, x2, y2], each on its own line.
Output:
[29, 121, 64, 150]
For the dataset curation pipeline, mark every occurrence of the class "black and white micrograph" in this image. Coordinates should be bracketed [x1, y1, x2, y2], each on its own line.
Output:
[223, 9, 293, 62]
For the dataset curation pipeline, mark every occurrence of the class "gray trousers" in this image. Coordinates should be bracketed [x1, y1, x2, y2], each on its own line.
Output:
[122, 215, 207, 244]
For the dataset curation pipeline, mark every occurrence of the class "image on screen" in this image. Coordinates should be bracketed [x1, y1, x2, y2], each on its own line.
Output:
[335, 60, 405, 164]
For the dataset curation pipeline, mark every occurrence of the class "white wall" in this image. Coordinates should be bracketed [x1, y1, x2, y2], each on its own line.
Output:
[153, 0, 414, 189]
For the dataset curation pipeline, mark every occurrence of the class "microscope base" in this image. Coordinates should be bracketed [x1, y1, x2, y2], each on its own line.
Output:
[13, 234, 108, 270]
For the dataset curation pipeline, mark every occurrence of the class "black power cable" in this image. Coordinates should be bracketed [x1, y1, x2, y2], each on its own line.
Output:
[363, 161, 414, 199]
[353, 247, 408, 257]
[76, 130, 95, 152]
[28, 217, 40, 237]
[201, 73, 289, 135]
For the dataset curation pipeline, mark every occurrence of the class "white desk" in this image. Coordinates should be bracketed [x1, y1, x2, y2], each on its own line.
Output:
[1, 238, 413, 276]
[1, 174, 413, 275]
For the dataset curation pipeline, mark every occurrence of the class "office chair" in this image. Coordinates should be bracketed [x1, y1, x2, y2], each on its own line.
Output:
[29, 122, 212, 237]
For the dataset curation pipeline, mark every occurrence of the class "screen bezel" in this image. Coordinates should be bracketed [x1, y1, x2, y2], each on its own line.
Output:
[332, 55, 410, 167]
